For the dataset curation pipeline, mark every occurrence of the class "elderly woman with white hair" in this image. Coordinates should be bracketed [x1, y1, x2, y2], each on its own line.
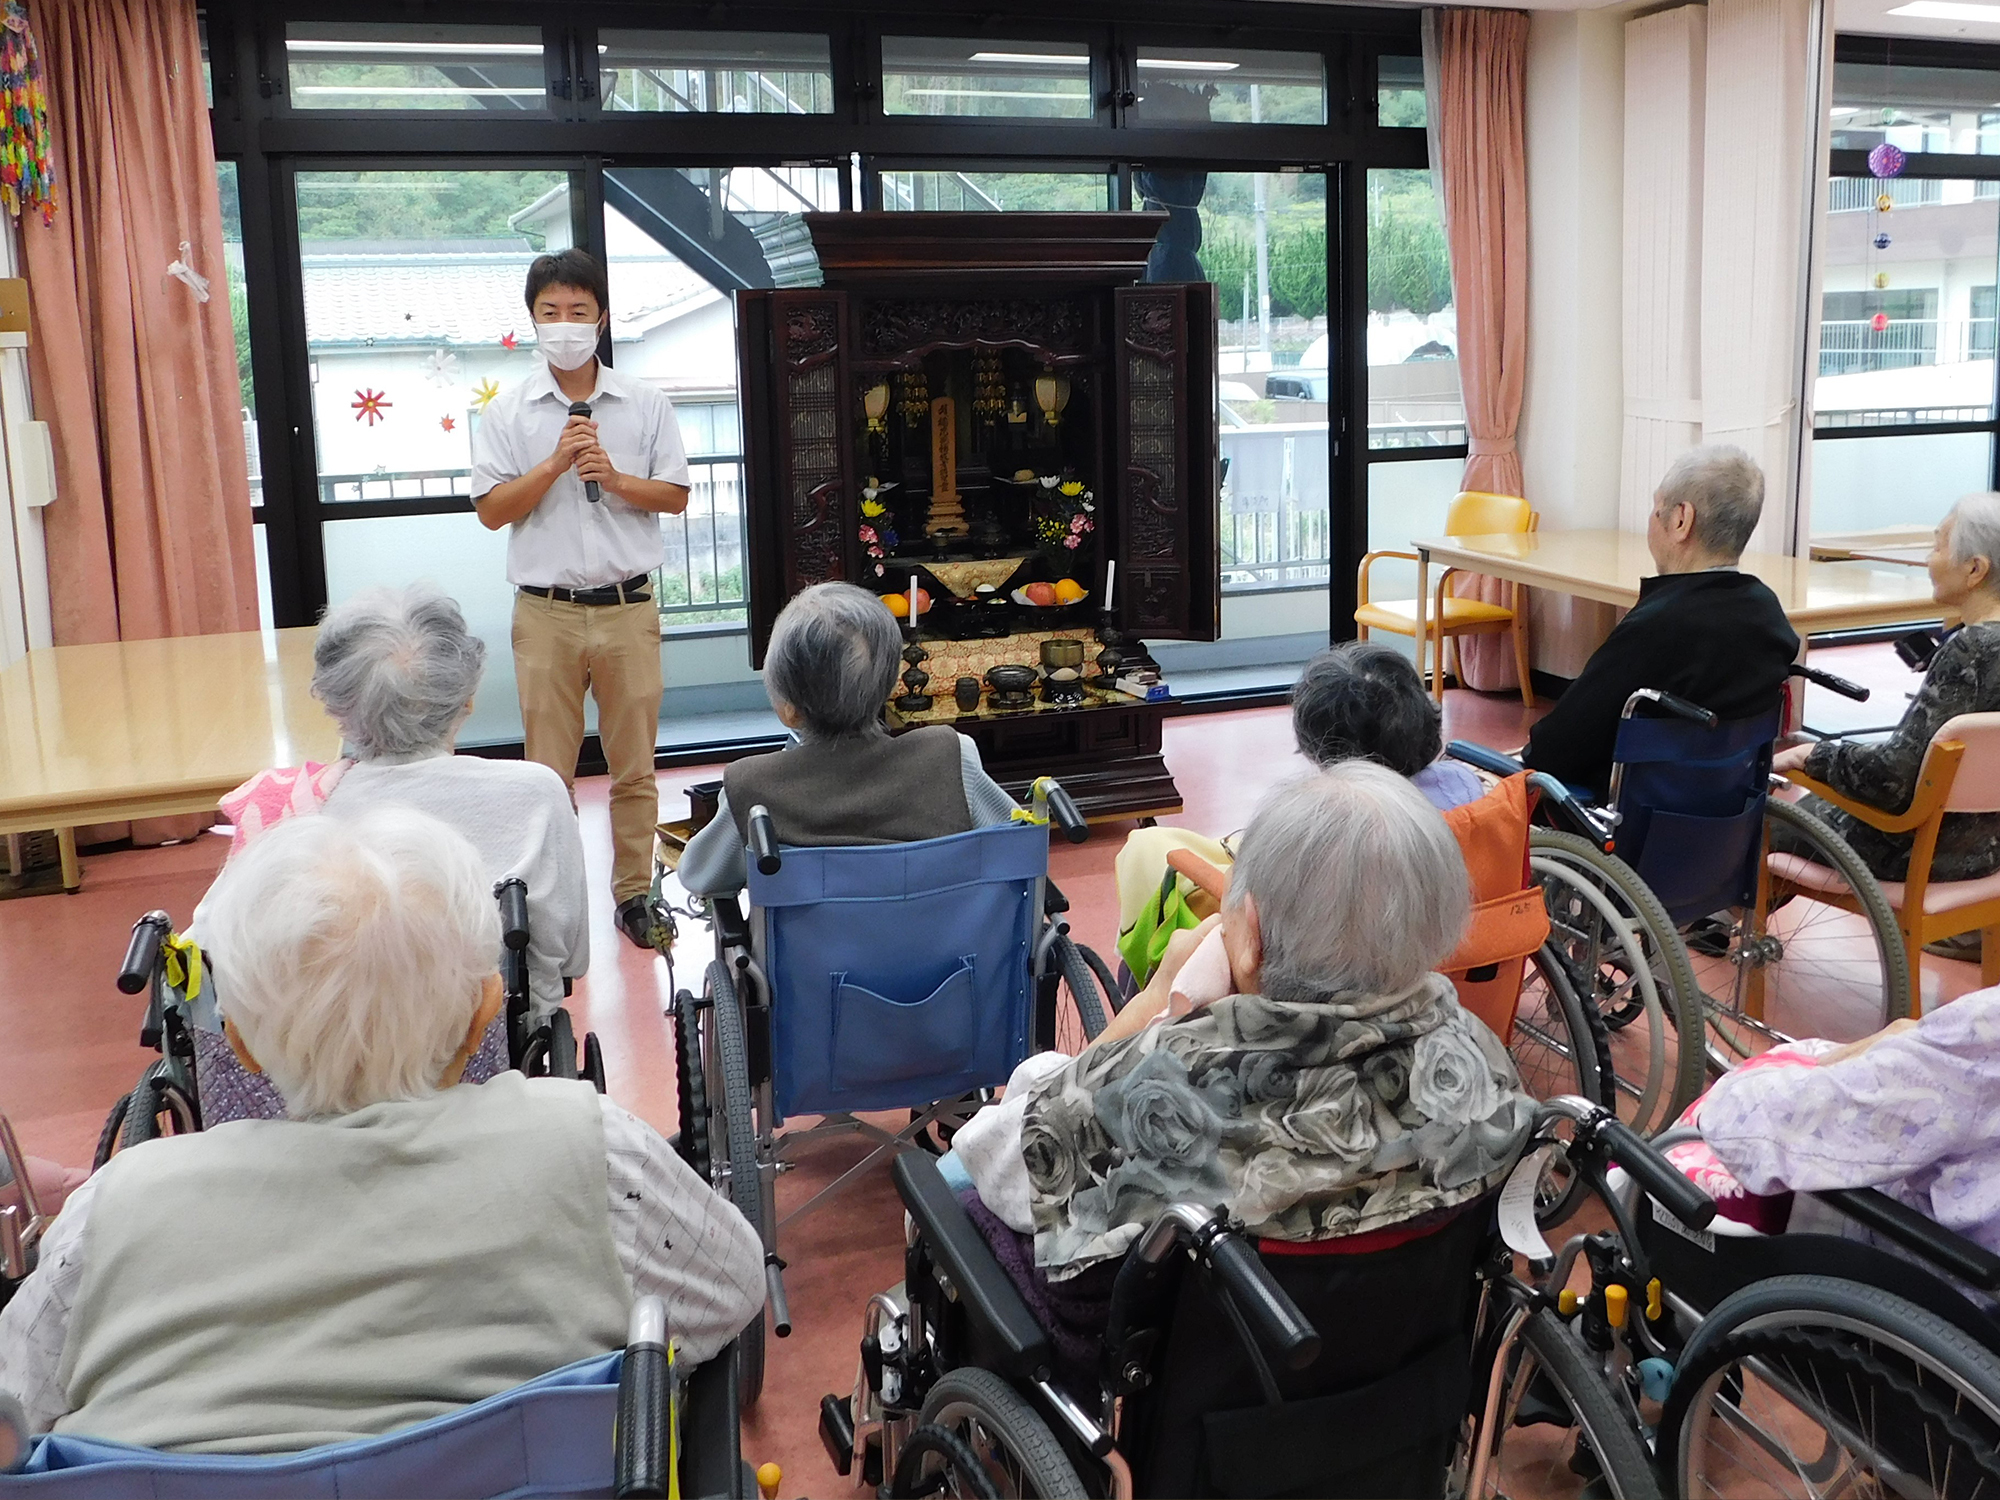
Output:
[1773, 492, 2000, 891]
[956, 761, 1536, 1279]
[0, 809, 762, 1452]
[192, 582, 588, 1121]
[678, 581, 1016, 896]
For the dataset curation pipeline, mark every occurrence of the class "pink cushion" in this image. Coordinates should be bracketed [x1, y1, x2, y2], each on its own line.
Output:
[1771, 851, 2000, 917]
[1938, 713, 2000, 814]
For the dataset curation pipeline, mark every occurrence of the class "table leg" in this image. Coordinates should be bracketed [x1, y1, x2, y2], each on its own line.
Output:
[1414, 548, 1431, 694]
[57, 827, 79, 893]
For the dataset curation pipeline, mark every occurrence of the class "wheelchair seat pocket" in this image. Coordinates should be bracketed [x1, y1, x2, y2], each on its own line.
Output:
[1628, 798, 1764, 922]
[832, 958, 981, 1088]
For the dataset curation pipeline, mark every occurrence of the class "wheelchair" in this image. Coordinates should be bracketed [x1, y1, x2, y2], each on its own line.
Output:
[823, 1098, 1712, 1500]
[93, 885, 603, 1167]
[658, 778, 1121, 1411]
[0, 1296, 753, 1499]
[1452, 663, 1909, 1130]
[0, 1114, 52, 1316]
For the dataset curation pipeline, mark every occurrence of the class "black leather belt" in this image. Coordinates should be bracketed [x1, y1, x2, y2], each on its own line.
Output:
[519, 575, 653, 606]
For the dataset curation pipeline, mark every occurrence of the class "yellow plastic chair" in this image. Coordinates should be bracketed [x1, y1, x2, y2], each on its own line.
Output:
[1778, 712, 2000, 1001]
[1355, 491, 1538, 707]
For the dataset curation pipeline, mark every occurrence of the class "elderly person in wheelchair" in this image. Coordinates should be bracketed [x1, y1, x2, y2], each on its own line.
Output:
[678, 581, 1016, 897]
[0, 809, 761, 1454]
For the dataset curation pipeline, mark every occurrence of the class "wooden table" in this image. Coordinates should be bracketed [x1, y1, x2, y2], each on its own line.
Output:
[0, 628, 337, 890]
[1412, 530, 1949, 656]
[1809, 526, 1933, 567]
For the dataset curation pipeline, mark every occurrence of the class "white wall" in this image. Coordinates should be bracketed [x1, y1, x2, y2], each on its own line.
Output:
[1518, 6, 1631, 676]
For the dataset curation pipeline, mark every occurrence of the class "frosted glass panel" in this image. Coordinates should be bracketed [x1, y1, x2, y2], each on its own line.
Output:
[1811, 431, 1993, 537]
[1365, 456, 1463, 663]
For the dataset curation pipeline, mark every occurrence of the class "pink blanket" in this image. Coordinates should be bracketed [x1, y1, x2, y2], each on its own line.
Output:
[217, 759, 353, 855]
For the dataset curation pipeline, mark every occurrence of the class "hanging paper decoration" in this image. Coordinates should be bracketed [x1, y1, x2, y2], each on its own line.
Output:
[1867, 142, 1907, 179]
[0, 2, 53, 223]
[351, 388, 391, 425]
[471, 378, 500, 411]
[421, 349, 460, 387]
[500, 331, 519, 351]
[1874, 232, 1892, 250]
[1875, 271, 1891, 290]
[439, 415, 457, 433]
[1876, 193, 1895, 213]
[1870, 312, 1890, 333]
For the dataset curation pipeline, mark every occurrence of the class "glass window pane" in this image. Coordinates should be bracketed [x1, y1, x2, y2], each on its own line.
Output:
[1366, 455, 1465, 641]
[285, 23, 546, 112]
[217, 161, 258, 511]
[1812, 430, 1993, 537]
[598, 30, 832, 114]
[1832, 59, 2000, 156]
[1129, 47, 1324, 126]
[879, 170, 1110, 212]
[1366, 169, 1464, 449]
[1817, 177, 1997, 427]
[1378, 55, 1426, 128]
[199, 12, 213, 107]
[882, 37, 1092, 120]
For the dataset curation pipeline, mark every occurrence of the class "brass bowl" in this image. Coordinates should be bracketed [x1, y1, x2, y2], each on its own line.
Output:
[1040, 637, 1085, 671]
[985, 664, 1038, 695]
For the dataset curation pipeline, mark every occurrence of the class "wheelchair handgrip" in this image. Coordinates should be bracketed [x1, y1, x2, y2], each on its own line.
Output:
[1445, 740, 1525, 778]
[495, 878, 530, 953]
[615, 1298, 672, 1499]
[1651, 691, 1719, 728]
[1598, 1117, 1716, 1231]
[116, 912, 172, 996]
[1207, 1232, 1322, 1372]
[747, 804, 782, 876]
[1045, 783, 1088, 844]
[1788, 662, 1871, 703]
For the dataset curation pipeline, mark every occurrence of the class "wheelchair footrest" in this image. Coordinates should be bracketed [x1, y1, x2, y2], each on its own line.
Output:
[819, 1394, 855, 1477]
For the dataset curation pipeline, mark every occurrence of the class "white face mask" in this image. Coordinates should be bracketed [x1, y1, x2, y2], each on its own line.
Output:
[535, 320, 602, 372]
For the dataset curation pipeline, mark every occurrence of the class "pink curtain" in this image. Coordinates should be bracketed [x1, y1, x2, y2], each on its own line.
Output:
[1436, 8, 1530, 692]
[22, 0, 257, 842]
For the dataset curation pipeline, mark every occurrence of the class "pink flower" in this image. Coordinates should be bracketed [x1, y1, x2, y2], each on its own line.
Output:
[859, 525, 878, 544]
[1069, 514, 1086, 532]
[1063, 534, 1082, 549]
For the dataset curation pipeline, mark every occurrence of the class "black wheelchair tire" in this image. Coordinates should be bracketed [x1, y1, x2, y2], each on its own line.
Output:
[1659, 1274, 2000, 1499]
[913, 1367, 1089, 1500]
[1078, 942, 1126, 1017]
[890, 1422, 1005, 1500]
[672, 989, 711, 1179]
[1469, 1306, 1663, 1500]
[706, 958, 767, 1409]
[1051, 934, 1110, 1044]
[547, 1008, 578, 1079]
[93, 1092, 131, 1170]
[581, 1030, 606, 1094]
[1512, 944, 1614, 1228]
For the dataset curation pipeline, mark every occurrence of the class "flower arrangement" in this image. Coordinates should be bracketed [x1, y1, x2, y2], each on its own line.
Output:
[859, 476, 899, 577]
[1031, 474, 1096, 572]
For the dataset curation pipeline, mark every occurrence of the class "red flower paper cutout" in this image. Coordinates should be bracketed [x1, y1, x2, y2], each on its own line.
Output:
[500, 331, 519, 351]
[351, 389, 391, 425]
[439, 415, 457, 432]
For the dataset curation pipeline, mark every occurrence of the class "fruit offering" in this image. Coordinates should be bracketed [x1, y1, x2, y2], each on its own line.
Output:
[883, 588, 931, 618]
[1023, 582, 1058, 607]
[1052, 578, 1087, 604]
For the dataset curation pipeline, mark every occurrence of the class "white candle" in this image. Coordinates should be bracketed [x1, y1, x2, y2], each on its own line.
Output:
[908, 574, 918, 624]
[1103, 560, 1117, 612]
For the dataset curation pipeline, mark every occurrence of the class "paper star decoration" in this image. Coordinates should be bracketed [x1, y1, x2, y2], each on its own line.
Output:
[471, 378, 500, 412]
[439, 415, 457, 433]
[351, 389, 391, 426]
[500, 331, 519, 351]
[422, 349, 461, 387]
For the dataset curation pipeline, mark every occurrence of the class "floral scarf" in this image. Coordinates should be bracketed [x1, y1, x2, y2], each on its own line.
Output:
[1020, 974, 1535, 1278]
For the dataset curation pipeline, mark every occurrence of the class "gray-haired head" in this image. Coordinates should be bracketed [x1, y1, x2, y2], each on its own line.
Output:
[312, 583, 487, 760]
[763, 582, 902, 738]
[1945, 493, 2000, 595]
[1657, 444, 1765, 561]
[1225, 760, 1470, 1000]
[1291, 642, 1442, 776]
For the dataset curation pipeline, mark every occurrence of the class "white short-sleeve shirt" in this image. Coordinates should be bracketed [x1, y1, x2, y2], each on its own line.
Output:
[469, 359, 693, 589]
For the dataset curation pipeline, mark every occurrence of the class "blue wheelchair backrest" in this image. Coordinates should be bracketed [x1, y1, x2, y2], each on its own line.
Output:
[747, 819, 1046, 1120]
[0, 1353, 621, 1499]
[1610, 707, 1782, 925]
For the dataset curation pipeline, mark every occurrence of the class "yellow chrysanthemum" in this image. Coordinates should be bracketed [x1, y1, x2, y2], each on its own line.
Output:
[1059, 480, 1085, 497]
[861, 498, 886, 517]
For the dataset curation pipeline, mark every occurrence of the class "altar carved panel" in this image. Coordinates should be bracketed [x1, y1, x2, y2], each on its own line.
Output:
[858, 298, 1092, 362]
[772, 291, 853, 605]
[1114, 285, 1218, 639]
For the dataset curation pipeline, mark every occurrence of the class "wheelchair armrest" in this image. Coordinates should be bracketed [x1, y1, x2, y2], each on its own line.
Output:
[1812, 1187, 2000, 1293]
[890, 1151, 1054, 1383]
[681, 1340, 747, 1500]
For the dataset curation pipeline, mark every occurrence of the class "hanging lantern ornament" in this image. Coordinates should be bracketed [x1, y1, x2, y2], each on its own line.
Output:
[0, 1, 54, 224]
[1868, 142, 1907, 179]
[1877, 193, 1896, 213]
[1874, 232, 1892, 250]
[1871, 312, 1890, 333]
[1875, 271, 1892, 290]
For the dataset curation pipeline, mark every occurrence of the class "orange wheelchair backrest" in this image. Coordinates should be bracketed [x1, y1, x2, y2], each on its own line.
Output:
[1439, 774, 1550, 1043]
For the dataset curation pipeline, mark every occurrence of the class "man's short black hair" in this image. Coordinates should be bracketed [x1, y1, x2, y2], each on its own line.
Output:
[524, 248, 608, 315]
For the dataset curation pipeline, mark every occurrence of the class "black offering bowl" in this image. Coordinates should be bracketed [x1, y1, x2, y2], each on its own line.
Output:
[984, 663, 1038, 712]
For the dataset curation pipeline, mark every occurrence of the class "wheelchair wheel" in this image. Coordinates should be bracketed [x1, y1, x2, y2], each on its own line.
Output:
[93, 1092, 131, 1170]
[1697, 798, 1913, 1072]
[581, 1031, 606, 1093]
[904, 1367, 1089, 1499]
[1078, 943, 1126, 1018]
[1661, 1274, 2000, 1499]
[705, 958, 768, 1409]
[1463, 1306, 1662, 1500]
[892, 1424, 1004, 1500]
[672, 988, 711, 1177]
[1531, 830, 1705, 1136]
[1508, 944, 1614, 1228]
[1049, 934, 1110, 1051]
[547, 1009, 579, 1079]
[117, 1060, 198, 1153]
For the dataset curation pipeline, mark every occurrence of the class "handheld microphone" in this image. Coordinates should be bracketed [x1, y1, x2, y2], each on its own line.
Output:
[568, 400, 600, 502]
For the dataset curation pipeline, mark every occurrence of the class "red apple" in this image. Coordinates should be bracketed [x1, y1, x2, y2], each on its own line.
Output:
[1024, 582, 1058, 607]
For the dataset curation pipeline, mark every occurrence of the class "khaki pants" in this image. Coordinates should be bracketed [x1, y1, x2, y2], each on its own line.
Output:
[512, 592, 663, 903]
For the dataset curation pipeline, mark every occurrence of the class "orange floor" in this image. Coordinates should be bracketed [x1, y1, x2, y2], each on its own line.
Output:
[0, 660, 1982, 1496]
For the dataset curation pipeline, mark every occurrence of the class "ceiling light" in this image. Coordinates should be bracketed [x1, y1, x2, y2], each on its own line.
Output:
[1887, 2, 2000, 21]
[1137, 58, 1242, 72]
[967, 51, 1089, 66]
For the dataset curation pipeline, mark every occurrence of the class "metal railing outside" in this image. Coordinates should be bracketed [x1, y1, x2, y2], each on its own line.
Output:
[1818, 316, 1996, 375]
[1815, 403, 1993, 429]
[1829, 177, 1944, 212]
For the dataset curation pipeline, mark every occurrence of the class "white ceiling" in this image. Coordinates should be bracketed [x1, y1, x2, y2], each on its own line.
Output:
[1836, 0, 2000, 38]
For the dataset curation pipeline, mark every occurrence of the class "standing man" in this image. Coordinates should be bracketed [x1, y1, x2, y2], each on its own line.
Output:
[472, 248, 690, 947]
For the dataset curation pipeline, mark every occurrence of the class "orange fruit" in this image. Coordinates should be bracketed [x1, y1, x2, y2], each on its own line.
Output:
[1053, 578, 1087, 603]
